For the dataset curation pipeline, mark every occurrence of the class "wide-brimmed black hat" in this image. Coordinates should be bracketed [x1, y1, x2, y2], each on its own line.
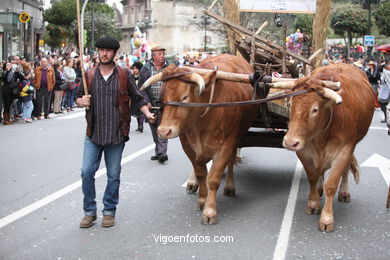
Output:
[95, 37, 120, 51]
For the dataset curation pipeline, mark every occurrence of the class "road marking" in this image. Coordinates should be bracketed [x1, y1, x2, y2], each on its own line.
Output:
[273, 160, 303, 260]
[181, 161, 212, 187]
[361, 153, 390, 187]
[0, 144, 155, 229]
[56, 111, 85, 120]
[369, 126, 388, 130]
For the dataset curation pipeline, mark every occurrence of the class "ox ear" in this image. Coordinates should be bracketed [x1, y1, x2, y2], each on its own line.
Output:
[202, 71, 217, 89]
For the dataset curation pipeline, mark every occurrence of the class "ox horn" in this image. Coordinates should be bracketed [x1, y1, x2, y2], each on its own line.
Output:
[320, 81, 341, 91]
[267, 80, 297, 89]
[188, 73, 206, 95]
[322, 88, 342, 104]
[140, 72, 163, 91]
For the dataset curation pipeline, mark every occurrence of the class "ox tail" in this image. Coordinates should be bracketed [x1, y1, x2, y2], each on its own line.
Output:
[350, 155, 360, 184]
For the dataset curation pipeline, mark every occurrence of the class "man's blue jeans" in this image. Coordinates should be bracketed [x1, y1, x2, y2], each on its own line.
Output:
[81, 136, 125, 217]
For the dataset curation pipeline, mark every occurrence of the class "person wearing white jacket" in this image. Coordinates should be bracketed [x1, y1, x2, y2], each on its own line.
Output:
[63, 58, 76, 112]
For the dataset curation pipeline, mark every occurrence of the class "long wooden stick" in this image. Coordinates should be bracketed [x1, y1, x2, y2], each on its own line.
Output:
[76, 0, 89, 108]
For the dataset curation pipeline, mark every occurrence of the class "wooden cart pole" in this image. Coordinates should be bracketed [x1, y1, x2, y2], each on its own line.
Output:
[76, 0, 89, 109]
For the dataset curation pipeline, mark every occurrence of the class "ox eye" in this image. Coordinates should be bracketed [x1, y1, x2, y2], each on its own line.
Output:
[311, 106, 318, 114]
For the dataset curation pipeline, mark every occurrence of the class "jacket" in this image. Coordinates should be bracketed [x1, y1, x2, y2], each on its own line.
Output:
[84, 66, 144, 142]
[19, 80, 34, 102]
[33, 66, 55, 91]
[53, 69, 64, 91]
[138, 60, 168, 105]
[366, 68, 380, 85]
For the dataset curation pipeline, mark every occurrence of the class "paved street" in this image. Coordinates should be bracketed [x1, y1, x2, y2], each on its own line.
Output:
[0, 108, 389, 260]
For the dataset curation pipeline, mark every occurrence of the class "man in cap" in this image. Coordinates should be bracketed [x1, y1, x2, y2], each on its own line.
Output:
[76, 36, 155, 228]
[139, 45, 169, 163]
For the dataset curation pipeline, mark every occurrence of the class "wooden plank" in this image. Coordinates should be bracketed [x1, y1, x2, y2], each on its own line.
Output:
[255, 42, 283, 58]
[308, 48, 324, 62]
[250, 35, 256, 66]
[243, 36, 282, 58]
[204, 10, 312, 65]
[207, 0, 219, 12]
[256, 21, 268, 35]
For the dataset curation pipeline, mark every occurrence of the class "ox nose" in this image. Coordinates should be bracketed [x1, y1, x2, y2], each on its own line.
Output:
[283, 136, 302, 151]
[158, 126, 172, 138]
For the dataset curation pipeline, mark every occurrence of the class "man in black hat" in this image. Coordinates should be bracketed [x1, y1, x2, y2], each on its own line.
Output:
[139, 45, 169, 163]
[76, 36, 155, 228]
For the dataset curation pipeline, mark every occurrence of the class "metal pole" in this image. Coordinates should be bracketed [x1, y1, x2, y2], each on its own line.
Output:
[368, 0, 372, 35]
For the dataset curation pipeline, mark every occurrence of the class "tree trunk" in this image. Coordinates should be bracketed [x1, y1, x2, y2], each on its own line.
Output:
[312, 0, 331, 68]
[221, 0, 240, 54]
[348, 31, 353, 59]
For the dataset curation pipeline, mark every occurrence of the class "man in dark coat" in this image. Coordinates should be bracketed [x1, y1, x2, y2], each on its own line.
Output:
[138, 45, 169, 163]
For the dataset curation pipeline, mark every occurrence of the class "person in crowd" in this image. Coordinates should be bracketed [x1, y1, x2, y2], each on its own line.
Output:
[19, 63, 34, 123]
[117, 55, 126, 68]
[2, 60, 24, 124]
[366, 60, 381, 108]
[52, 62, 65, 114]
[379, 60, 390, 123]
[91, 57, 100, 69]
[76, 37, 155, 228]
[139, 45, 169, 163]
[10, 56, 23, 119]
[33, 57, 55, 119]
[1, 62, 14, 125]
[74, 60, 82, 106]
[131, 61, 145, 132]
[63, 58, 77, 112]
[0, 61, 4, 123]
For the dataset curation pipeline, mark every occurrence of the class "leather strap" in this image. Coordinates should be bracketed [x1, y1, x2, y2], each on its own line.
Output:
[162, 89, 310, 108]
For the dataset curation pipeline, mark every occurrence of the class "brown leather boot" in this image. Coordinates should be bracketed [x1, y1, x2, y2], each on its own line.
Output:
[79, 215, 97, 228]
[101, 215, 115, 228]
[3, 113, 12, 125]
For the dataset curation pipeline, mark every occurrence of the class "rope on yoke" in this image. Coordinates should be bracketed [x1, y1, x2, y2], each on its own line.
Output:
[161, 89, 310, 109]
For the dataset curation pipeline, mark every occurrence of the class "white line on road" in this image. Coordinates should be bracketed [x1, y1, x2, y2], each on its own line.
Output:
[0, 144, 155, 229]
[181, 161, 212, 188]
[273, 160, 303, 260]
[369, 126, 388, 130]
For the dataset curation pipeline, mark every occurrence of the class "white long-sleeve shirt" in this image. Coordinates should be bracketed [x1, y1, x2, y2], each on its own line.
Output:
[63, 66, 76, 82]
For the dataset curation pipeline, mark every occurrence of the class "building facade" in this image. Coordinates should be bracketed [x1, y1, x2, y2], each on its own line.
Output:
[119, 0, 151, 54]
[118, 0, 226, 56]
[0, 0, 44, 61]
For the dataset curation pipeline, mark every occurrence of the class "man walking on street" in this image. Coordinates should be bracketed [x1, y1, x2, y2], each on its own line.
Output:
[34, 57, 55, 119]
[138, 45, 169, 163]
[76, 37, 155, 228]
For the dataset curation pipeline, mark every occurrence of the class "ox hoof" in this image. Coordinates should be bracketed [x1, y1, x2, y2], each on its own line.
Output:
[338, 192, 350, 203]
[196, 199, 205, 211]
[223, 188, 236, 197]
[318, 222, 335, 233]
[305, 206, 321, 215]
[201, 214, 218, 225]
[186, 183, 199, 194]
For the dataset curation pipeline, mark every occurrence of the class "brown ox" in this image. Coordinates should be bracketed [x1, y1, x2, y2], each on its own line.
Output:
[141, 54, 258, 224]
[273, 63, 375, 232]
